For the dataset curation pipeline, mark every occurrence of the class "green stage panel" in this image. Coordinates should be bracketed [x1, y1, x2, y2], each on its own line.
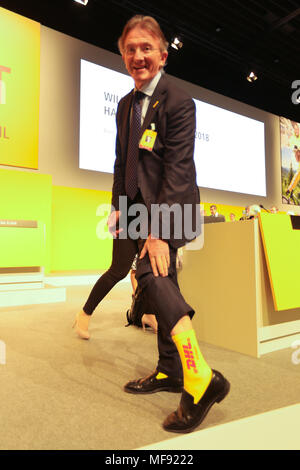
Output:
[0, 220, 45, 268]
[0, 169, 52, 272]
[259, 213, 300, 311]
[51, 185, 113, 271]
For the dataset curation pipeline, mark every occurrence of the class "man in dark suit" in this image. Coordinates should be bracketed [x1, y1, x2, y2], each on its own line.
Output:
[209, 204, 226, 222]
[82, 15, 230, 433]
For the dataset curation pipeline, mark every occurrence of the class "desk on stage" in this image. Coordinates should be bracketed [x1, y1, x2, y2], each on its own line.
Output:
[178, 214, 300, 357]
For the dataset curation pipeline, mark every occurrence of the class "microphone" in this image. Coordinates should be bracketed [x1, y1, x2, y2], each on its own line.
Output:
[259, 204, 270, 213]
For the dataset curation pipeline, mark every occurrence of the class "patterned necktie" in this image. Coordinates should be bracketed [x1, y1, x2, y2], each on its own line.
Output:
[125, 91, 144, 200]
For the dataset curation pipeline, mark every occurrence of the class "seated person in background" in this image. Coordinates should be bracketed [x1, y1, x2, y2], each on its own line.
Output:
[245, 205, 260, 219]
[209, 204, 225, 221]
[270, 206, 279, 214]
[229, 213, 236, 221]
[240, 206, 250, 220]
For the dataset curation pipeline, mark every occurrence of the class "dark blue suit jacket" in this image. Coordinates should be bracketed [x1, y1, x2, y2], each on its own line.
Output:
[112, 73, 200, 249]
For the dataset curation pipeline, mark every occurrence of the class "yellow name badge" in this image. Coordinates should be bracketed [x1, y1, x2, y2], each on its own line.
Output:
[139, 129, 157, 151]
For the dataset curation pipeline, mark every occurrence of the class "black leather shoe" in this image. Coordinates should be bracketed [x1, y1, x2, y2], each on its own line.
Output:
[163, 370, 230, 433]
[124, 370, 183, 394]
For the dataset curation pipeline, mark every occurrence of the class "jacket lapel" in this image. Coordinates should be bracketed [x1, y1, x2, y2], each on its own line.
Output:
[141, 74, 167, 135]
[119, 75, 167, 155]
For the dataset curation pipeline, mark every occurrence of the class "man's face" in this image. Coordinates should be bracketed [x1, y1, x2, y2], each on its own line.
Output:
[210, 206, 217, 216]
[122, 26, 168, 89]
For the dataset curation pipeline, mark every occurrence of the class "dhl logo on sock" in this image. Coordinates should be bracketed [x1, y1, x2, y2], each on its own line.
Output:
[183, 338, 198, 374]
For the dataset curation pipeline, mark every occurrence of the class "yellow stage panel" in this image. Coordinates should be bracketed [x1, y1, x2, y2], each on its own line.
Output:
[259, 213, 300, 311]
[0, 8, 40, 169]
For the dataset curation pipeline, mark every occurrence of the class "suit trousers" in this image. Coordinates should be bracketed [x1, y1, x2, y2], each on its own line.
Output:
[83, 195, 194, 378]
[134, 239, 194, 378]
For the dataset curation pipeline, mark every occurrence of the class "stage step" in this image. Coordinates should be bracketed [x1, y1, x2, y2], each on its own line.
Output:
[0, 285, 66, 307]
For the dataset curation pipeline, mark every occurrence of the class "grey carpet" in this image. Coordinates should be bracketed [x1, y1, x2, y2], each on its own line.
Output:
[0, 282, 300, 450]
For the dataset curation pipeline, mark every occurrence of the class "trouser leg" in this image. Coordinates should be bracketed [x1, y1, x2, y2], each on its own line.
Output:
[135, 241, 194, 378]
[157, 327, 183, 378]
[83, 237, 137, 315]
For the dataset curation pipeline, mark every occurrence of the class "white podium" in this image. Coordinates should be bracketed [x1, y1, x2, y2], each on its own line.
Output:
[178, 219, 300, 357]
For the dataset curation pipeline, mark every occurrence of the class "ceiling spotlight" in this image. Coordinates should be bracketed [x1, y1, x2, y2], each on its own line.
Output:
[247, 71, 258, 83]
[171, 37, 183, 51]
[74, 0, 88, 5]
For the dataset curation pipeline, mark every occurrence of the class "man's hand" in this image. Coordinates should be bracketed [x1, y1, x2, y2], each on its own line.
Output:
[107, 210, 123, 238]
[140, 235, 170, 277]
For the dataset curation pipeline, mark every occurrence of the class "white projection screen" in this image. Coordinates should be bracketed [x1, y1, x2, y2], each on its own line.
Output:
[79, 59, 266, 197]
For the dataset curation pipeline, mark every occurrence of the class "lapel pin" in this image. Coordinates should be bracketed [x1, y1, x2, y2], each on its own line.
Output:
[153, 100, 159, 108]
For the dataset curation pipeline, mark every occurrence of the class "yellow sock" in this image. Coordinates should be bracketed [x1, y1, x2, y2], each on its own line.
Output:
[156, 372, 168, 380]
[173, 329, 212, 404]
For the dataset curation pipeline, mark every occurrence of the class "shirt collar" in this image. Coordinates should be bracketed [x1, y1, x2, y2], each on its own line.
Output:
[135, 70, 162, 98]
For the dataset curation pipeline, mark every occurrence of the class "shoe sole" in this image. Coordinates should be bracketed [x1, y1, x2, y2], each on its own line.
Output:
[163, 379, 231, 434]
[124, 386, 183, 395]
